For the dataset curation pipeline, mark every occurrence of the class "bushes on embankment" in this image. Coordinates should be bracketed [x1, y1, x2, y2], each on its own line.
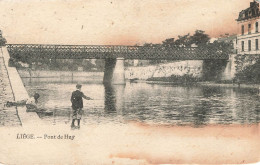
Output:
[235, 59, 260, 84]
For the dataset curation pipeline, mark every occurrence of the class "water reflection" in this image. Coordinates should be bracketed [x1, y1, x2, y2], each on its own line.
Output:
[192, 101, 210, 126]
[104, 84, 125, 116]
[104, 84, 116, 113]
[22, 77, 260, 126]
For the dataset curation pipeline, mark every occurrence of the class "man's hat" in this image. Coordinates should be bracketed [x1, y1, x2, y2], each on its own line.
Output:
[76, 84, 82, 89]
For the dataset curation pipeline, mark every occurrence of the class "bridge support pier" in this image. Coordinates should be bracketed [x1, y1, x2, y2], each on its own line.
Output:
[103, 58, 125, 85]
[221, 54, 236, 81]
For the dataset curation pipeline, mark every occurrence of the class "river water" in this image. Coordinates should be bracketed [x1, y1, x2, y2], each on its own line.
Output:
[21, 76, 260, 127]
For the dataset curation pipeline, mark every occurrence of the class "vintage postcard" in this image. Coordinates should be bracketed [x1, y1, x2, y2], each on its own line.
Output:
[0, 0, 260, 164]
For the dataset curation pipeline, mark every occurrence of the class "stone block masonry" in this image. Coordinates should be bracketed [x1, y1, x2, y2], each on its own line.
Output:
[1, 47, 43, 128]
[103, 58, 126, 85]
[0, 57, 21, 126]
[125, 60, 203, 80]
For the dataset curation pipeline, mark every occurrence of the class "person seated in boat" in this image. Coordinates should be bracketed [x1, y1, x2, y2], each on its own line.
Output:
[6, 93, 41, 111]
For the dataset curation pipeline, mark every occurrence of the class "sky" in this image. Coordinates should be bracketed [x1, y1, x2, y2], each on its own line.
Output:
[0, 0, 252, 45]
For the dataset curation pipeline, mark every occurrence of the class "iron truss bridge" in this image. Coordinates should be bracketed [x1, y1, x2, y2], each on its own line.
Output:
[6, 44, 229, 60]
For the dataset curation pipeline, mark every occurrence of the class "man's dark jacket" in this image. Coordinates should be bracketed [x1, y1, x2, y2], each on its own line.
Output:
[71, 90, 85, 109]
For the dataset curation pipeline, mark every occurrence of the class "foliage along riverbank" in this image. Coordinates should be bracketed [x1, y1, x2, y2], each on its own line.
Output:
[146, 57, 260, 87]
[235, 58, 260, 84]
[144, 79, 260, 90]
[144, 74, 260, 90]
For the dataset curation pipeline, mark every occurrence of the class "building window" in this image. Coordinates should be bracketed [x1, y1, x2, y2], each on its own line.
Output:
[248, 40, 251, 51]
[248, 24, 251, 34]
[256, 22, 259, 33]
[256, 39, 259, 50]
[242, 41, 244, 51]
[242, 25, 244, 35]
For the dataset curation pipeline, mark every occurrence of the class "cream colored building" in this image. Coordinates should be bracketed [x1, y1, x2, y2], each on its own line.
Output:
[237, 1, 260, 54]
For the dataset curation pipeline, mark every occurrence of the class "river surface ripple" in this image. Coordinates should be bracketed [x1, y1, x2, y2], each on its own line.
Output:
[22, 77, 260, 127]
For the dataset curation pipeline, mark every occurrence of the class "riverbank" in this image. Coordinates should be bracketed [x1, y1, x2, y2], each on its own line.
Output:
[131, 78, 260, 90]
[1, 46, 42, 128]
[198, 82, 260, 89]
[146, 81, 260, 89]
[0, 57, 21, 126]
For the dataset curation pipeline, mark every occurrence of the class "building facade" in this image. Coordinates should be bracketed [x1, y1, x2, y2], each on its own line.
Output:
[237, 1, 260, 54]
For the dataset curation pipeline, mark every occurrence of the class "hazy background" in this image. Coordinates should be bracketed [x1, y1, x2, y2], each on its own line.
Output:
[0, 0, 251, 45]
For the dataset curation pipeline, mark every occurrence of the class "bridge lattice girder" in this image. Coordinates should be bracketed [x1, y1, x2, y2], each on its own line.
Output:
[6, 44, 229, 60]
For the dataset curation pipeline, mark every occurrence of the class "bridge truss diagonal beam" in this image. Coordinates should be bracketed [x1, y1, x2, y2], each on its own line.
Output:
[6, 44, 229, 60]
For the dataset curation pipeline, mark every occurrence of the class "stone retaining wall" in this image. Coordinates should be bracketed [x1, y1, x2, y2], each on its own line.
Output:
[0, 57, 21, 126]
[1, 46, 42, 128]
[17, 69, 104, 78]
[125, 60, 203, 80]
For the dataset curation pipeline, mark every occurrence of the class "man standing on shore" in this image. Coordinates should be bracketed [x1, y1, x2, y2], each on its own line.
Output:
[71, 84, 92, 129]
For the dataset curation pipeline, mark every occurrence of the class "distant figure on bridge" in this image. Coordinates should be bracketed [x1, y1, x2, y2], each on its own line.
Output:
[70, 84, 92, 129]
[6, 93, 41, 111]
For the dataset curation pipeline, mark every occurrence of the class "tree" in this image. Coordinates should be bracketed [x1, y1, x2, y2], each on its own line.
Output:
[162, 38, 175, 48]
[235, 59, 260, 83]
[162, 34, 191, 48]
[190, 30, 210, 46]
[95, 59, 105, 71]
[174, 33, 191, 47]
[161, 30, 210, 47]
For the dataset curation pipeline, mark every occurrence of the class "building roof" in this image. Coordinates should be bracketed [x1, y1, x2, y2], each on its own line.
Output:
[237, 1, 260, 22]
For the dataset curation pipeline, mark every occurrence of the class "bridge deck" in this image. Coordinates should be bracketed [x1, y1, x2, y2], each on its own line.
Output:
[6, 44, 229, 60]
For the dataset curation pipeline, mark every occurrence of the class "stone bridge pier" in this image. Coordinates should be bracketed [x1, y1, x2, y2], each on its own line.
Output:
[103, 57, 126, 85]
[221, 54, 236, 81]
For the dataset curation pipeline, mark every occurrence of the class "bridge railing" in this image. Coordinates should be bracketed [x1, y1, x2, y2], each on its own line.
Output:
[6, 44, 229, 60]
